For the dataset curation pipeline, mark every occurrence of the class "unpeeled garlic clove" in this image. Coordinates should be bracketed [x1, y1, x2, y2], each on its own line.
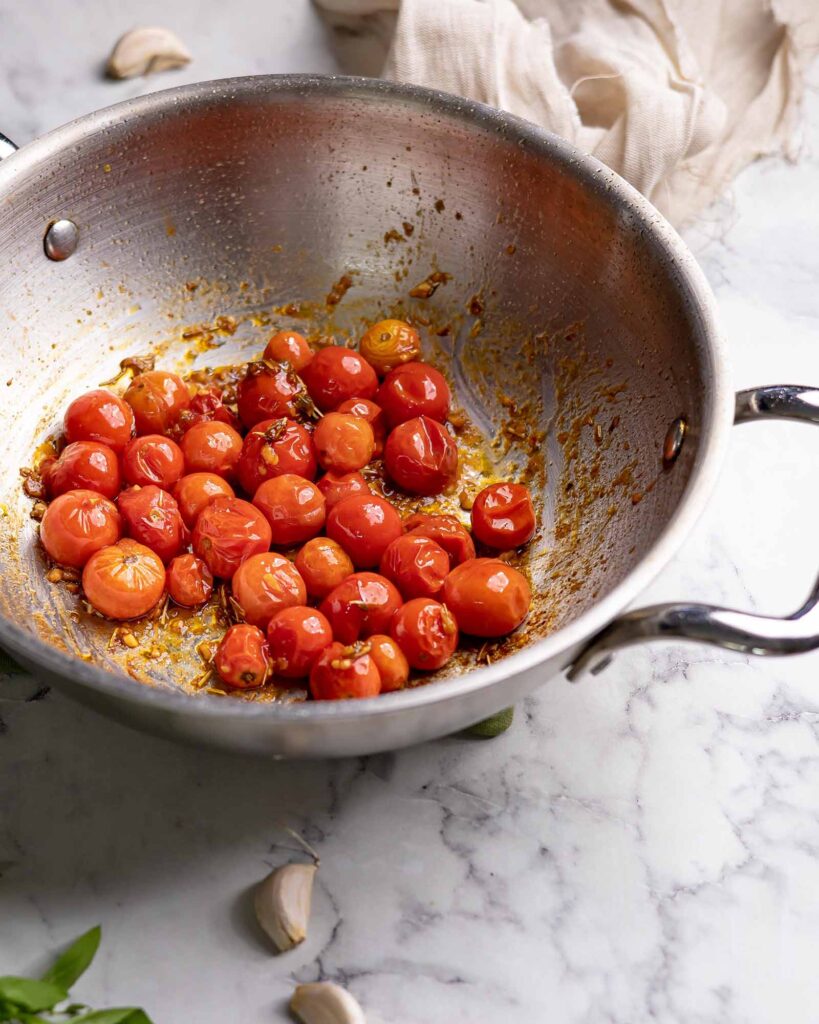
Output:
[106, 26, 192, 80]
[254, 862, 316, 952]
[290, 982, 366, 1024]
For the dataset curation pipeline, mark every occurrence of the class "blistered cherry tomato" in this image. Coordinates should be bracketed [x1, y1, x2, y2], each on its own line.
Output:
[263, 330, 313, 371]
[192, 496, 272, 579]
[267, 606, 334, 678]
[367, 634, 409, 692]
[336, 398, 386, 456]
[118, 485, 188, 564]
[309, 641, 381, 700]
[124, 371, 190, 435]
[236, 418, 316, 496]
[214, 624, 270, 689]
[122, 434, 184, 490]
[384, 416, 458, 496]
[44, 441, 121, 499]
[403, 512, 476, 566]
[253, 474, 326, 546]
[300, 345, 378, 411]
[294, 537, 354, 599]
[180, 421, 243, 479]
[379, 533, 449, 599]
[442, 558, 531, 636]
[166, 553, 214, 607]
[326, 494, 403, 568]
[82, 538, 165, 619]
[64, 389, 135, 452]
[237, 362, 302, 428]
[40, 489, 122, 568]
[471, 482, 536, 549]
[313, 413, 375, 474]
[171, 387, 238, 437]
[231, 552, 307, 629]
[377, 362, 450, 427]
[319, 572, 402, 644]
[391, 597, 459, 671]
[173, 473, 235, 527]
[359, 319, 421, 375]
[316, 471, 371, 510]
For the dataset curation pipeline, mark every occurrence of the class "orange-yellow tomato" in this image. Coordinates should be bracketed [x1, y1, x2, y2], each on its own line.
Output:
[82, 538, 166, 619]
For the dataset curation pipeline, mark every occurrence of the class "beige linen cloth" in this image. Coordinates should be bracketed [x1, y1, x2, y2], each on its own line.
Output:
[316, 0, 819, 226]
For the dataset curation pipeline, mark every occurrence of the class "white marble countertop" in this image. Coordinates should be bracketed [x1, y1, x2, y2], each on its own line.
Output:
[3, 3, 819, 1022]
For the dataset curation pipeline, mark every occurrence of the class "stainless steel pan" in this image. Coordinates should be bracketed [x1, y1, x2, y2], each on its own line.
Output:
[0, 75, 816, 757]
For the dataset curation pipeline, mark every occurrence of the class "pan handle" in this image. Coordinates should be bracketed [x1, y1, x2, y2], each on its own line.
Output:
[0, 131, 18, 161]
[568, 385, 819, 679]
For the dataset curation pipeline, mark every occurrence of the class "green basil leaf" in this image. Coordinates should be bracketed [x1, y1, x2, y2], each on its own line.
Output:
[71, 1009, 153, 1024]
[42, 926, 101, 991]
[0, 977, 67, 1012]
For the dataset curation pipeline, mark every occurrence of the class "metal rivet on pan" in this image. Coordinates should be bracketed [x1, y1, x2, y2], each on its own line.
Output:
[663, 416, 687, 468]
[44, 219, 79, 261]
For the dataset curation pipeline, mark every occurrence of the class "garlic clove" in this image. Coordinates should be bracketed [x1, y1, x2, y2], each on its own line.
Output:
[254, 862, 316, 952]
[106, 26, 192, 80]
[290, 982, 367, 1024]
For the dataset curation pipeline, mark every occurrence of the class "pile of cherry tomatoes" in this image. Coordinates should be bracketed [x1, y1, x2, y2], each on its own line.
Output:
[33, 318, 536, 700]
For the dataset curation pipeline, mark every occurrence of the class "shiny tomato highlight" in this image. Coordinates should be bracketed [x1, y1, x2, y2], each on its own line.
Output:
[367, 634, 410, 693]
[124, 371, 190, 435]
[379, 533, 449, 599]
[236, 417, 316, 496]
[442, 558, 531, 637]
[319, 571, 402, 644]
[294, 537, 354, 599]
[64, 389, 135, 452]
[180, 420, 243, 479]
[471, 482, 536, 549]
[166, 553, 214, 607]
[82, 538, 166, 619]
[267, 606, 334, 678]
[309, 641, 382, 700]
[316, 471, 371, 510]
[44, 441, 121, 499]
[336, 398, 386, 456]
[214, 624, 270, 689]
[252, 474, 326, 546]
[313, 412, 375, 474]
[231, 551, 307, 629]
[263, 330, 313, 371]
[377, 362, 450, 427]
[403, 512, 476, 566]
[300, 345, 378, 411]
[118, 485, 188, 564]
[326, 494, 403, 568]
[391, 597, 459, 670]
[237, 361, 302, 428]
[384, 416, 458, 496]
[192, 496, 273, 579]
[40, 489, 122, 568]
[173, 473, 235, 528]
[122, 434, 184, 490]
[359, 319, 421, 375]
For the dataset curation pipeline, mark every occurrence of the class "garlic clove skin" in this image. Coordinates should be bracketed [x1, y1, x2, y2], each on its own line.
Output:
[290, 982, 367, 1024]
[254, 862, 316, 952]
[106, 26, 192, 80]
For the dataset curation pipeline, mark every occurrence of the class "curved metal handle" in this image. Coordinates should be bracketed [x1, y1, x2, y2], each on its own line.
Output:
[568, 385, 819, 679]
[0, 131, 18, 161]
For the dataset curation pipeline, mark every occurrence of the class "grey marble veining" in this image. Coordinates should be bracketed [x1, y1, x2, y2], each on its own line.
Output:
[2, 2, 819, 1021]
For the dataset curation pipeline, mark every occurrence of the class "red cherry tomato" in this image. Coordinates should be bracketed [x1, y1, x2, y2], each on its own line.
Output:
[403, 512, 476, 566]
[313, 413, 375, 474]
[237, 362, 302, 428]
[173, 473, 235, 527]
[82, 538, 166, 619]
[316, 471, 371, 510]
[40, 489, 122, 568]
[214, 624, 270, 689]
[180, 421, 243, 479]
[263, 330, 313, 371]
[231, 552, 307, 629]
[367, 634, 410, 692]
[64, 389, 135, 452]
[294, 537, 354, 599]
[336, 398, 386, 456]
[379, 533, 450, 599]
[124, 371, 190, 435]
[377, 362, 450, 427]
[267, 606, 334, 678]
[122, 434, 184, 490]
[359, 319, 421, 375]
[326, 494, 403, 568]
[384, 416, 458, 496]
[166, 553, 214, 607]
[309, 641, 381, 700]
[442, 558, 531, 636]
[171, 387, 239, 438]
[236, 417, 317, 496]
[192, 496, 273, 579]
[253, 474, 326, 546]
[118, 485, 188, 564]
[300, 345, 378, 411]
[391, 597, 459, 670]
[319, 572, 402, 644]
[471, 482, 536, 549]
[44, 441, 121, 499]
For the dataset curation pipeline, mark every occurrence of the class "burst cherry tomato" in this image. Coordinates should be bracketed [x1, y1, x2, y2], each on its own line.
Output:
[180, 421, 243, 479]
[313, 413, 375, 474]
[214, 624, 270, 689]
[237, 362, 302, 428]
[326, 494, 403, 568]
[300, 345, 378, 411]
[379, 533, 449, 599]
[253, 474, 326, 546]
[263, 330, 313, 371]
[391, 598, 458, 670]
[192, 496, 272, 579]
[166, 553, 214, 607]
[377, 362, 450, 427]
[173, 473, 235, 527]
[309, 641, 381, 700]
[124, 371, 190, 435]
[316, 471, 371, 510]
[44, 441, 121, 499]
[82, 538, 165, 619]
[64, 389, 135, 452]
[319, 572, 402, 644]
[384, 416, 458, 496]
[442, 558, 531, 636]
[403, 512, 476, 566]
[471, 482, 536, 549]
[231, 552, 307, 629]
[236, 418, 316, 496]
[267, 606, 334, 678]
[118, 485, 188, 564]
[171, 387, 238, 437]
[336, 398, 386, 455]
[294, 537, 354, 599]
[40, 489, 122, 568]
[359, 319, 421, 375]
[367, 634, 409, 692]
[122, 434, 184, 490]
